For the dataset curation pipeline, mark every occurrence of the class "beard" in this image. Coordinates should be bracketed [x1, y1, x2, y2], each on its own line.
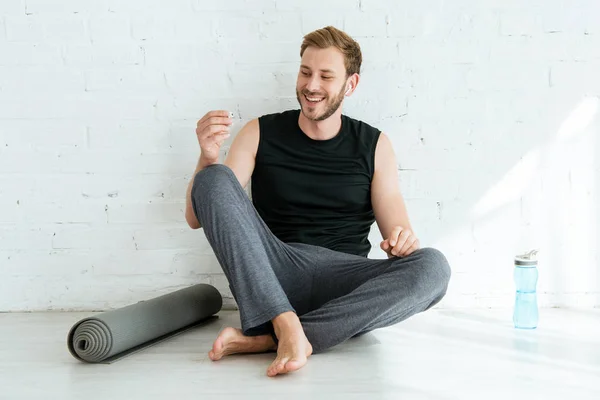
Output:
[296, 83, 346, 122]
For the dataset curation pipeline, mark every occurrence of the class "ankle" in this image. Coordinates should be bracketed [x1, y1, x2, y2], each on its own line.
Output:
[249, 334, 277, 351]
[272, 311, 299, 328]
[273, 311, 297, 322]
[272, 311, 300, 336]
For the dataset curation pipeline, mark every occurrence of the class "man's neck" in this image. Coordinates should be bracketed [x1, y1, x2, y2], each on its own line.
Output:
[298, 108, 343, 141]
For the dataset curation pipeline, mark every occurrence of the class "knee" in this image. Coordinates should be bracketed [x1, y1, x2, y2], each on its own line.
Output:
[405, 247, 451, 297]
[194, 163, 233, 187]
[192, 163, 235, 201]
[414, 247, 451, 296]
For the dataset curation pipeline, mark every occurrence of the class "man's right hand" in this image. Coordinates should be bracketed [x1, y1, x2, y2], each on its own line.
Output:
[196, 110, 233, 162]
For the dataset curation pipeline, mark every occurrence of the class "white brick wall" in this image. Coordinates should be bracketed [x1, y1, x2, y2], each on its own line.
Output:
[1, 0, 599, 311]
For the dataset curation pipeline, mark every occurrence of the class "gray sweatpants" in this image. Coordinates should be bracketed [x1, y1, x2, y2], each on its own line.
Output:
[191, 164, 451, 354]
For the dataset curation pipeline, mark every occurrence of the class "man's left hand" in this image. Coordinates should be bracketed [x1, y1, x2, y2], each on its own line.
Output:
[380, 226, 420, 258]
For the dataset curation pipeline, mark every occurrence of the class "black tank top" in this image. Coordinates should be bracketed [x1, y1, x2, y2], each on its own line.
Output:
[252, 109, 381, 257]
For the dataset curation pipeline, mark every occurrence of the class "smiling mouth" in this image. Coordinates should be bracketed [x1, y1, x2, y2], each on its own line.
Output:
[304, 94, 325, 104]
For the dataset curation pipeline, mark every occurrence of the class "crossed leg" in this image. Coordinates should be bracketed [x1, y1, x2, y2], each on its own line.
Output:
[191, 164, 451, 376]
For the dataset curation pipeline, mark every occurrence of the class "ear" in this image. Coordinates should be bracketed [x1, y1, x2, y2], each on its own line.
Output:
[345, 73, 360, 96]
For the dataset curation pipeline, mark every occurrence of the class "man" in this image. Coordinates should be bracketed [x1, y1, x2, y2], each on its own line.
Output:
[185, 26, 451, 377]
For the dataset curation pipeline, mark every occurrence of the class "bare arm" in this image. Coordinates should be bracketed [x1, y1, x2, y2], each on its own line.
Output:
[371, 132, 414, 242]
[185, 118, 260, 229]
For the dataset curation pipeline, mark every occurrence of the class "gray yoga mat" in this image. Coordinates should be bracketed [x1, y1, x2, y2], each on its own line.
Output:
[67, 283, 222, 363]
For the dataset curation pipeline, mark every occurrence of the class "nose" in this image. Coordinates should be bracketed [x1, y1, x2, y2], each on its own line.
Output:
[305, 75, 321, 93]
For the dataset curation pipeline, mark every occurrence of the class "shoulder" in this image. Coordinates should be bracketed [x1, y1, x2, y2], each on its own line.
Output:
[232, 118, 260, 156]
[373, 132, 396, 171]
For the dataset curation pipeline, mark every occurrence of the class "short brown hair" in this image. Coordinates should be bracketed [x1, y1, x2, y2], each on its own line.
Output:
[300, 26, 362, 77]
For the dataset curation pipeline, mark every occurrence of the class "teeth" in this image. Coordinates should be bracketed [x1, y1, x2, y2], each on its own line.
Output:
[306, 95, 324, 102]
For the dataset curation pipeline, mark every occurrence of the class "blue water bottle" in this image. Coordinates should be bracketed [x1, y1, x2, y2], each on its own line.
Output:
[513, 250, 539, 329]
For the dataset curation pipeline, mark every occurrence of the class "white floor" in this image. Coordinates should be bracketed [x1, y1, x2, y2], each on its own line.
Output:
[1, 308, 599, 400]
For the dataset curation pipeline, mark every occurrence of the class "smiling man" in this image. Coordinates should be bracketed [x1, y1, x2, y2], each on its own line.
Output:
[185, 26, 451, 377]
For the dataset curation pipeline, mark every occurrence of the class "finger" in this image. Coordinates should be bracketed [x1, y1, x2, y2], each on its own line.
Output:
[197, 110, 232, 129]
[388, 226, 403, 246]
[402, 240, 420, 257]
[205, 110, 230, 120]
[399, 238, 414, 256]
[197, 116, 233, 133]
[380, 239, 389, 250]
[214, 133, 231, 144]
[198, 128, 227, 143]
[396, 232, 415, 255]
[216, 132, 231, 141]
[200, 124, 230, 140]
[392, 230, 411, 255]
[207, 116, 233, 127]
[207, 132, 231, 149]
[399, 236, 417, 256]
[197, 123, 221, 137]
[197, 110, 227, 126]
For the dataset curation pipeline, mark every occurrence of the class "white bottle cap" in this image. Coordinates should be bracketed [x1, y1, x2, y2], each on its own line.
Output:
[515, 249, 538, 266]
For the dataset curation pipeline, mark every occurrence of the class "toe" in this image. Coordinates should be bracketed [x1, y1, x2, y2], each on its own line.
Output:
[267, 358, 284, 376]
[284, 359, 303, 372]
[210, 347, 223, 361]
[266, 361, 276, 375]
[275, 360, 287, 375]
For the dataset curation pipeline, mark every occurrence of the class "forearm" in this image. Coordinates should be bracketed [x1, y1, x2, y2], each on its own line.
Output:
[376, 192, 414, 240]
[185, 155, 218, 229]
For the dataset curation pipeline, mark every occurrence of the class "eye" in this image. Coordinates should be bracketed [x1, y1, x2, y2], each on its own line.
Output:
[301, 71, 310, 76]
[322, 76, 332, 80]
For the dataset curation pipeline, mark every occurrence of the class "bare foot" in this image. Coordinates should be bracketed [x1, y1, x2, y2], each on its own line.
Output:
[266, 312, 313, 377]
[208, 327, 276, 361]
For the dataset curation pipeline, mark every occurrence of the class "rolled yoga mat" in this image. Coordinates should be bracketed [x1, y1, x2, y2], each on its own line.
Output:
[67, 283, 222, 363]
